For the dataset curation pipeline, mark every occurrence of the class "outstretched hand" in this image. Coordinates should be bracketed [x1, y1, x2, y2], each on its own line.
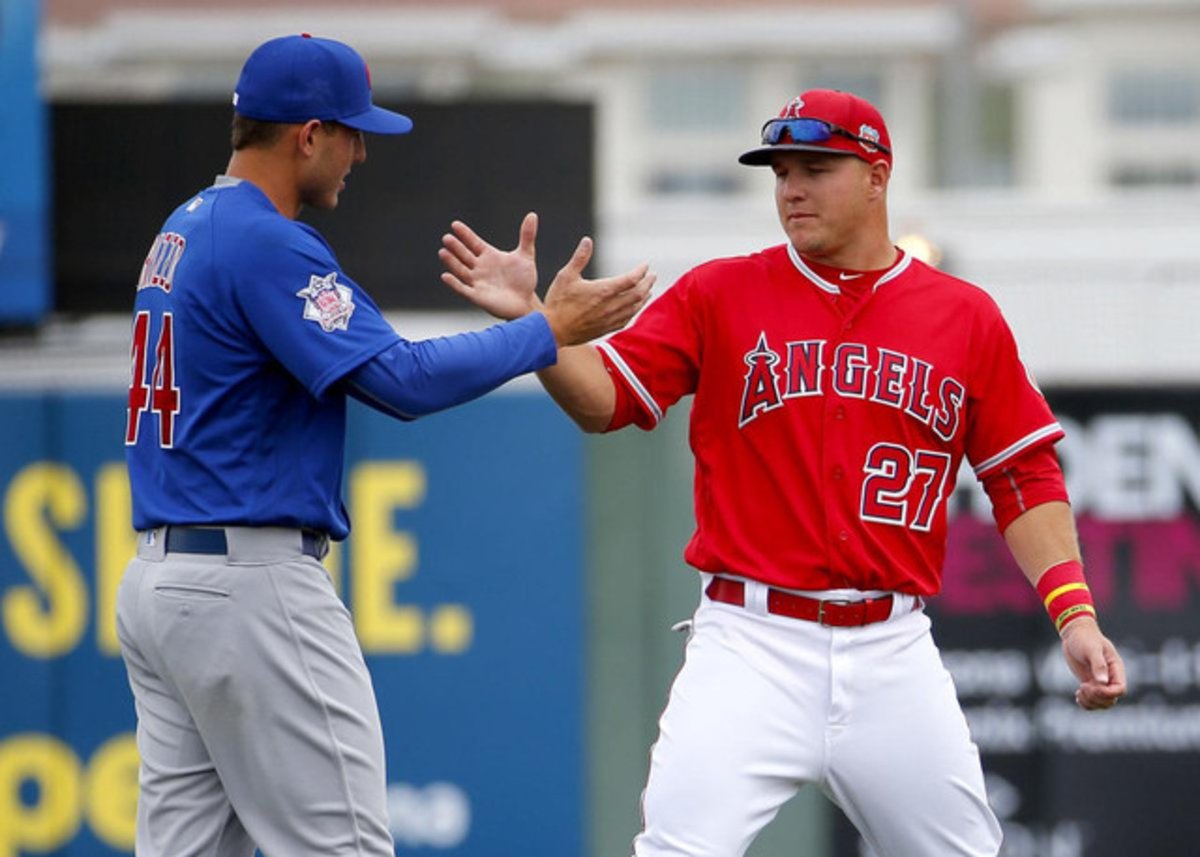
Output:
[1060, 618, 1127, 710]
[541, 235, 655, 346]
[439, 212, 539, 320]
[440, 211, 655, 346]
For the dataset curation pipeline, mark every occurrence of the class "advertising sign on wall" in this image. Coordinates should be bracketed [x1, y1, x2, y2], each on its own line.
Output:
[0, 392, 584, 856]
[835, 388, 1200, 857]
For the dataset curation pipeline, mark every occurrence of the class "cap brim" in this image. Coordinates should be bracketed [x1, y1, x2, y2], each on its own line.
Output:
[339, 105, 414, 135]
[738, 143, 856, 166]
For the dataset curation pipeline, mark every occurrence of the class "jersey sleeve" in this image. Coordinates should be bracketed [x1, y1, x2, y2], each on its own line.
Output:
[597, 271, 703, 431]
[964, 305, 1064, 479]
[231, 220, 401, 398]
[342, 313, 556, 419]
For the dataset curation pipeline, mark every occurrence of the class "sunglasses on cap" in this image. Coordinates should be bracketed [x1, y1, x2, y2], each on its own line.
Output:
[760, 117, 891, 154]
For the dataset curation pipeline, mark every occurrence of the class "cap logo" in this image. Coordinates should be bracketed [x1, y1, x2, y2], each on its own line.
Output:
[857, 124, 881, 153]
[780, 96, 806, 119]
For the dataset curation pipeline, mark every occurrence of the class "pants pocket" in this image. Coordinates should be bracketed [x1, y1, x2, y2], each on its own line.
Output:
[153, 584, 230, 601]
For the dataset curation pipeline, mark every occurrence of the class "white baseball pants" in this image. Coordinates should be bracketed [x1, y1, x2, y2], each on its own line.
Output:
[633, 574, 1002, 857]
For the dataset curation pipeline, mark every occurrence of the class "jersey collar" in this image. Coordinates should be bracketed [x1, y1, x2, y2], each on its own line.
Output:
[786, 242, 912, 294]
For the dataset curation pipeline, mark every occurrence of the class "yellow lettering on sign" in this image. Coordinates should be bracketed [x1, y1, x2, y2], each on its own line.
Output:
[429, 604, 473, 654]
[0, 734, 82, 857]
[94, 463, 137, 656]
[351, 462, 425, 653]
[347, 461, 475, 656]
[2, 463, 88, 658]
[84, 734, 138, 850]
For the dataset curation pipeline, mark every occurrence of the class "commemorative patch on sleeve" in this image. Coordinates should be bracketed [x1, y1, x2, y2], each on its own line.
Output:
[296, 272, 355, 332]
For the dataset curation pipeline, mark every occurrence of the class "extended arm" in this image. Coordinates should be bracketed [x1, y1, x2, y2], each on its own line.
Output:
[537, 345, 616, 433]
[339, 313, 555, 419]
[989, 455, 1127, 711]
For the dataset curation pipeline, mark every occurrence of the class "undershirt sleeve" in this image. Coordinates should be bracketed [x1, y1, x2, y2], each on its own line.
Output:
[981, 442, 1070, 533]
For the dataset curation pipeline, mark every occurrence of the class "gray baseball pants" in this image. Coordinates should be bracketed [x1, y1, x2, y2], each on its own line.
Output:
[116, 527, 394, 856]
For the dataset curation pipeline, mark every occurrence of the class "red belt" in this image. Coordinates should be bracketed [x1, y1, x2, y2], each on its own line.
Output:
[705, 577, 897, 628]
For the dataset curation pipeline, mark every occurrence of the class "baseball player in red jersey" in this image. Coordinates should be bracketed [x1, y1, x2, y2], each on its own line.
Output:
[441, 90, 1127, 856]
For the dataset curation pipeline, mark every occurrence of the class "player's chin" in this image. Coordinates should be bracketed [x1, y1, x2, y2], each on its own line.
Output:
[311, 192, 343, 211]
[785, 225, 823, 255]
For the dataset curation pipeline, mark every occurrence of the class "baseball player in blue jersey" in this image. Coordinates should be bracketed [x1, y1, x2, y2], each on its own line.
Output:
[117, 33, 653, 857]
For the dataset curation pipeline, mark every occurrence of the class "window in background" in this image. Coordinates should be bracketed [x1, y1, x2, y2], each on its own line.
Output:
[1107, 68, 1200, 187]
[643, 63, 749, 196]
[646, 171, 744, 195]
[1108, 68, 1200, 125]
[646, 62, 748, 132]
[976, 83, 1016, 187]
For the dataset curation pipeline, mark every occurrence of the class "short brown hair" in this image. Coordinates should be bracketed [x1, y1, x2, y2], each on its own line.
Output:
[231, 113, 287, 150]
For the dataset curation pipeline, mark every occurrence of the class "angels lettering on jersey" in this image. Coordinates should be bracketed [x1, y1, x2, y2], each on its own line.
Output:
[739, 332, 965, 442]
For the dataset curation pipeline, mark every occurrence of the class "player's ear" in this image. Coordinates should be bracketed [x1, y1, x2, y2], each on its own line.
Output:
[867, 160, 890, 199]
[296, 119, 324, 157]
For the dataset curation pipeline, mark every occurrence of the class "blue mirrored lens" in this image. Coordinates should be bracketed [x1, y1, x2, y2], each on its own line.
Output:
[761, 118, 834, 145]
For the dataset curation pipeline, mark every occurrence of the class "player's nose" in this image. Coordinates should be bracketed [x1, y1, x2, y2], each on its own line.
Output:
[779, 177, 806, 202]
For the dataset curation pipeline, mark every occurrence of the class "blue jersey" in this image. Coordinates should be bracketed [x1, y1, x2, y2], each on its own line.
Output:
[125, 177, 552, 538]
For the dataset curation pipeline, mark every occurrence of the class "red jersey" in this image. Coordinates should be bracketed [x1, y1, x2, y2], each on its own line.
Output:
[597, 245, 1063, 595]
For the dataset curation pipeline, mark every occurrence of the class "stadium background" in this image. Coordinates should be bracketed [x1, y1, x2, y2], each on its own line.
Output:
[3, 1, 1200, 855]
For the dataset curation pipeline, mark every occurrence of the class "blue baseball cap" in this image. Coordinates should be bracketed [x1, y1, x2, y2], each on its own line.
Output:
[233, 34, 413, 135]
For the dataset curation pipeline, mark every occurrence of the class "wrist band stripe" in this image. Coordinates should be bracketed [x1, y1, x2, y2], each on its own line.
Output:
[1054, 603, 1097, 632]
[1043, 582, 1089, 609]
[1035, 559, 1097, 634]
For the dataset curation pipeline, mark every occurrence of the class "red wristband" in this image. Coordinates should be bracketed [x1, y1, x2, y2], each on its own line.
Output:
[1035, 559, 1096, 633]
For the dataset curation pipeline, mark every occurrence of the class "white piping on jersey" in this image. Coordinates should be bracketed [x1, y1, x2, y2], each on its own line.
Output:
[597, 340, 663, 425]
[213, 175, 243, 188]
[786, 243, 912, 294]
[973, 423, 1063, 478]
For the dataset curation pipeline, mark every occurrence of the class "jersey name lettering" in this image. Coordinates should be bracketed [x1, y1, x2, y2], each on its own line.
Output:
[738, 332, 965, 441]
[137, 232, 187, 293]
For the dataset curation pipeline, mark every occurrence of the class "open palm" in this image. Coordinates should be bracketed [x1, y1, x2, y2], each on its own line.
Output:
[439, 212, 540, 320]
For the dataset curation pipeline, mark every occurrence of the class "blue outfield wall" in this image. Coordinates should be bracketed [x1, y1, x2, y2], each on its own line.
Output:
[0, 391, 585, 856]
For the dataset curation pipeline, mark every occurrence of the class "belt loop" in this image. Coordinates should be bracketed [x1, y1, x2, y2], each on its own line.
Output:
[303, 529, 330, 560]
[136, 527, 168, 561]
[744, 578, 768, 616]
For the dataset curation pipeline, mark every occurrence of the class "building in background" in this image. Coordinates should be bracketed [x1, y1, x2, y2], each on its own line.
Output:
[27, 0, 1200, 386]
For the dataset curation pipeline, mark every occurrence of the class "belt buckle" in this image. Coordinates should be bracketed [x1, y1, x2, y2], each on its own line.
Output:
[816, 598, 853, 626]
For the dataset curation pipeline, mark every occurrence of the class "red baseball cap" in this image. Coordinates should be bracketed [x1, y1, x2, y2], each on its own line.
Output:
[738, 89, 891, 168]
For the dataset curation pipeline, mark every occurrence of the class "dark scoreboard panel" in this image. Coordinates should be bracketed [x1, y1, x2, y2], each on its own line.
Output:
[52, 100, 593, 313]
